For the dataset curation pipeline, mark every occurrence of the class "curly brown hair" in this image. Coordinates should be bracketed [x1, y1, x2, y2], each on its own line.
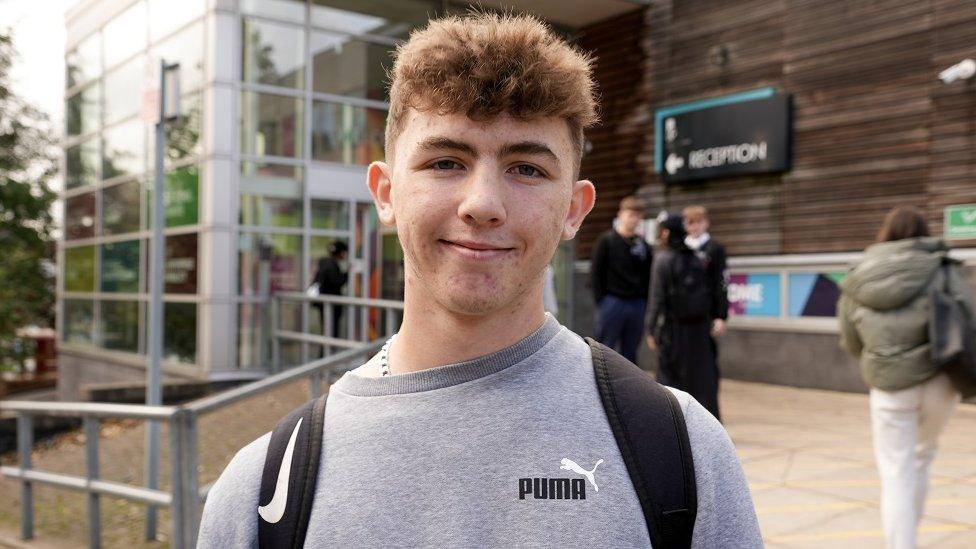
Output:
[385, 12, 599, 170]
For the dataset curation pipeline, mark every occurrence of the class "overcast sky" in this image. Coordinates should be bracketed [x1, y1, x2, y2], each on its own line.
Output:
[0, 0, 77, 126]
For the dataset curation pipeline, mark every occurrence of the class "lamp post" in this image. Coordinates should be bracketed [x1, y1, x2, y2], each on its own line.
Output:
[145, 59, 180, 541]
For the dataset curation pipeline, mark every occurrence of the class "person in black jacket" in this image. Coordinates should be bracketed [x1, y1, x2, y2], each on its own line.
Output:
[590, 196, 653, 363]
[645, 213, 722, 420]
[682, 205, 729, 336]
[312, 240, 349, 337]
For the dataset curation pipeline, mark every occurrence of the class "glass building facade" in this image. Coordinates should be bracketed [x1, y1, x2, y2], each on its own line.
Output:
[60, 0, 579, 389]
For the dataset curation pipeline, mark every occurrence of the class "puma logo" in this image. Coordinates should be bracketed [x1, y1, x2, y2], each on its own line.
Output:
[560, 458, 604, 492]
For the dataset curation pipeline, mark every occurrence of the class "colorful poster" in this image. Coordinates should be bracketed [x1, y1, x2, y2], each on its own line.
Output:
[728, 273, 780, 317]
[788, 272, 846, 317]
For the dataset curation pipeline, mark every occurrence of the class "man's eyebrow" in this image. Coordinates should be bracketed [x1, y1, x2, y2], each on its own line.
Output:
[499, 141, 560, 166]
[415, 136, 477, 156]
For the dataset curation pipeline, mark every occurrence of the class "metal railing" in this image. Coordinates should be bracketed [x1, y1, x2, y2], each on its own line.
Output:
[1, 294, 400, 548]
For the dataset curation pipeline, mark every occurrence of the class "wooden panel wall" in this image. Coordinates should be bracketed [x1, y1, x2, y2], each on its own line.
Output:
[576, 9, 647, 259]
[577, 0, 976, 259]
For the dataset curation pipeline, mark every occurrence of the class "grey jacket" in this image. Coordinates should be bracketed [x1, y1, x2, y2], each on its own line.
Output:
[838, 237, 974, 391]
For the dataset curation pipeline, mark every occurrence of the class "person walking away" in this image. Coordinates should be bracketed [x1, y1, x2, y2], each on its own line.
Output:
[311, 240, 349, 337]
[839, 206, 970, 549]
[591, 196, 653, 363]
[646, 213, 722, 420]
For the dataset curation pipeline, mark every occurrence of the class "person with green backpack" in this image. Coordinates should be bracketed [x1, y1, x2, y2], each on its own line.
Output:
[839, 206, 974, 549]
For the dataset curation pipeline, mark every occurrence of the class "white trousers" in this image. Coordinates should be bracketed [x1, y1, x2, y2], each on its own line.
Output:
[870, 373, 960, 549]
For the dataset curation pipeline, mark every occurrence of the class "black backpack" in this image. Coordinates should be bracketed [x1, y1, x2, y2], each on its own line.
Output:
[257, 338, 697, 549]
[669, 251, 712, 322]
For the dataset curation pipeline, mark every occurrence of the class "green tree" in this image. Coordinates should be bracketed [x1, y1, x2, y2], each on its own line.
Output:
[0, 32, 58, 370]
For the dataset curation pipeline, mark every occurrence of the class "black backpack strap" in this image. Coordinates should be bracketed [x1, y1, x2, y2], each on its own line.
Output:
[586, 337, 697, 548]
[258, 393, 329, 549]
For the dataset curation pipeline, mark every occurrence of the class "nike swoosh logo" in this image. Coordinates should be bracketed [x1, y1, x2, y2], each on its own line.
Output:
[258, 417, 303, 524]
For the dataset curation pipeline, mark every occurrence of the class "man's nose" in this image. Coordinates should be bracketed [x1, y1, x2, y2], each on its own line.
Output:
[457, 169, 507, 227]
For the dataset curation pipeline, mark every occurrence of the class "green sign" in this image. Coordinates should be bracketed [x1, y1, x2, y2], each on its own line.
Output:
[945, 204, 976, 240]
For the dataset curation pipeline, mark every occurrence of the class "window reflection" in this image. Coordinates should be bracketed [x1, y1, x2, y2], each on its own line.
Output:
[65, 193, 96, 240]
[64, 246, 96, 292]
[66, 33, 101, 89]
[66, 83, 101, 137]
[165, 302, 197, 363]
[66, 138, 99, 189]
[311, 101, 386, 165]
[148, 0, 204, 42]
[103, 119, 146, 180]
[242, 18, 305, 89]
[310, 31, 393, 100]
[311, 0, 435, 39]
[238, 233, 303, 294]
[240, 163, 304, 228]
[103, 56, 147, 125]
[64, 300, 95, 344]
[165, 233, 199, 294]
[100, 300, 140, 352]
[102, 181, 142, 235]
[103, 1, 147, 69]
[151, 21, 205, 93]
[241, 92, 304, 158]
[101, 240, 141, 293]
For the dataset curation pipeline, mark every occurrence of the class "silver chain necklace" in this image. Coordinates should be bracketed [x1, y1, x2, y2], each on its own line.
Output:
[378, 334, 396, 376]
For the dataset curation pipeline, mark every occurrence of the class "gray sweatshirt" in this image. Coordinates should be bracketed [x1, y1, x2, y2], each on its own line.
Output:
[198, 315, 762, 548]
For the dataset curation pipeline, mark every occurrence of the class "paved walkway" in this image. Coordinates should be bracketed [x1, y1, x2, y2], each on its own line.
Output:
[1, 379, 974, 547]
[723, 380, 976, 548]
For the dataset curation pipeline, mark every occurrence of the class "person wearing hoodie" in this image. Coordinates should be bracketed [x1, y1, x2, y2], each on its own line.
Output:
[645, 213, 723, 420]
[838, 206, 971, 549]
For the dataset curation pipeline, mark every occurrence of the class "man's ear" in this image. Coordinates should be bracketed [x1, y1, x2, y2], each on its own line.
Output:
[562, 179, 596, 240]
[367, 161, 396, 226]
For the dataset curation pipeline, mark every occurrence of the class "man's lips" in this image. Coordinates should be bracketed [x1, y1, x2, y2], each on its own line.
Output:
[439, 239, 515, 259]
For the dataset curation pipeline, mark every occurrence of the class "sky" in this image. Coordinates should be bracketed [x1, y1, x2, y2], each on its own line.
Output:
[0, 0, 77, 129]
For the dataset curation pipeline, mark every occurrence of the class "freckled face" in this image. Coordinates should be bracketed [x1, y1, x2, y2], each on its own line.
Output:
[379, 111, 585, 316]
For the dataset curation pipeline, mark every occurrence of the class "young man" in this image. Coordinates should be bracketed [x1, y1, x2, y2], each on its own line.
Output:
[310, 240, 349, 337]
[682, 205, 729, 338]
[199, 13, 761, 547]
[646, 214, 724, 420]
[590, 196, 653, 363]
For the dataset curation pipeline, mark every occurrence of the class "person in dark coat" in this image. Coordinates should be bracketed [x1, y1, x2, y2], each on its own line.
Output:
[645, 213, 722, 420]
[312, 240, 349, 337]
[590, 196, 653, 364]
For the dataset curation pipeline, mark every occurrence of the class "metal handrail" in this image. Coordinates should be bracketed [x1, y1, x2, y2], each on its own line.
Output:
[2, 293, 403, 549]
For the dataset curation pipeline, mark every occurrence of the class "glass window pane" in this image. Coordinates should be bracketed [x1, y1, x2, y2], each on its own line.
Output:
[147, 166, 200, 228]
[102, 181, 142, 235]
[238, 233, 303, 295]
[154, 92, 202, 163]
[310, 199, 349, 230]
[151, 21, 204, 95]
[66, 138, 100, 189]
[64, 299, 94, 344]
[101, 240, 140, 293]
[241, 0, 305, 23]
[66, 33, 101, 89]
[104, 55, 147, 125]
[64, 246, 96, 292]
[165, 233, 198, 294]
[103, 1, 148, 69]
[149, 0, 204, 42]
[66, 83, 101, 137]
[103, 119, 146, 180]
[310, 31, 393, 100]
[65, 192, 96, 240]
[99, 300, 140, 352]
[311, 0, 435, 39]
[240, 162, 304, 227]
[238, 302, 268, 368]
[242, 18, 305, 89]
[381, 232, 404, 300]
[241, 92, 304, 158]
[165, 302, 197, 363]
[311, 101, 386, 164]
